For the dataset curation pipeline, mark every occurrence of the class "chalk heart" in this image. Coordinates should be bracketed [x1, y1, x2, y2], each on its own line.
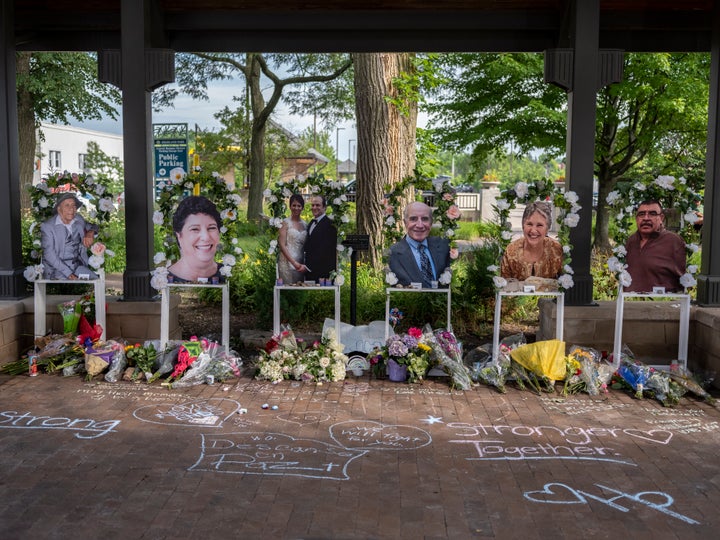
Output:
[277, 413, 331, 426]
[133, 398, 241, 428]
[524, 483, 587, 505]
[329, 420, 432, 451]
[624, 429, 673, 445]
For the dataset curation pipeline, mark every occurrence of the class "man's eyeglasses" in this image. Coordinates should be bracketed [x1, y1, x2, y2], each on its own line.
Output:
[636, 211, 661, 218]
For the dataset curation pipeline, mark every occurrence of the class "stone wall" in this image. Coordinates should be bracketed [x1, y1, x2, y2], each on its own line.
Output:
[538, 299, 720, 389]
[0, 295, 181, 364]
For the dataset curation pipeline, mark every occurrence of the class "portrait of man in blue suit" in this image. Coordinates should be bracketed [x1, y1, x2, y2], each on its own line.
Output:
[388, 201, 450, 288]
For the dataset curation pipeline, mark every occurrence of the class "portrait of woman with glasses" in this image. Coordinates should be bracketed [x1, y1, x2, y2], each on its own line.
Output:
[624, 199, 686, 292]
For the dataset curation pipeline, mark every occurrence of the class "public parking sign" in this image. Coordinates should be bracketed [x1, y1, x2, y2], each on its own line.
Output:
[154, 147, 187, 178]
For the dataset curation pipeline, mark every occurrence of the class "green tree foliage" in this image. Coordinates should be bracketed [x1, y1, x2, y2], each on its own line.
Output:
[154, 52, 353, 223]
[424, 52, 710, 250]
[15, 52, 121, 206]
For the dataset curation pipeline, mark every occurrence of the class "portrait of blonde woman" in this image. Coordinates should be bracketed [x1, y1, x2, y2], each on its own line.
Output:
[277, 193, 308, 284]
[500, 201, 563, 280]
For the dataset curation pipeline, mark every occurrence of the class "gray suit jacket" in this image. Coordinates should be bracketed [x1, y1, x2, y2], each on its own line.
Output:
[40, 215, 98, 279]
[388, 236, 451, 288]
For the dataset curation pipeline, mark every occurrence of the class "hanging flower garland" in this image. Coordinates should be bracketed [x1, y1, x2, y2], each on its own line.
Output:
[490, 179, 580, 291]
[150, 166, 243, 290]
[264, 173, 352, 286]
[382, 173, 461, 287]
[605, 175, 702, 290]
[24, 171, 117, 281]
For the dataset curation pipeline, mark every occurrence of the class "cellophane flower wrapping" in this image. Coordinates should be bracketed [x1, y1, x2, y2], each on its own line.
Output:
[58, 300, 82, 334]
[563, 345, 613, 396]
[170, 341, 243, 388]
[668, 363, 715, 404]
[426, 325, 473, 390]
[104, 341, 129, 383]
[473, 333, 526, 393]
[510, 339, 567, 382]
[85, 340, 124, 378]
[617, 361, 653, 399]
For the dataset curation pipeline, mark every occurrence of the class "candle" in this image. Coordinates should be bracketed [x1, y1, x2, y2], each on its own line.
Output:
[193, 183, 200, 196]
[193, 153, 200, 167]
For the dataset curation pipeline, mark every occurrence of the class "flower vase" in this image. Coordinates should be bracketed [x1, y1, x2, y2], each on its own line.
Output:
[387, 358, 408, 382]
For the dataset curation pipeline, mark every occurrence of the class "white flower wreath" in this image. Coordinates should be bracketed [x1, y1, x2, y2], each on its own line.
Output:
[382, 175, 461, 287]
[264, 173, 351, 286]
[24, 171, 117, 281]
[150, 166, 243, 290]
[491, 179, 581, 291]
[605, 175, 702, 290]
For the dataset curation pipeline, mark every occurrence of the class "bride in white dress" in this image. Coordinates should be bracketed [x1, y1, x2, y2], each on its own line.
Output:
[277, 194, 308, 284]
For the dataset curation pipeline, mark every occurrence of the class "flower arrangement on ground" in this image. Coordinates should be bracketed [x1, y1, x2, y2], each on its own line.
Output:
[24, 171, 116, 280]
[605, 175, 702, 291]
[264, 173, 351, 286]
[367, 326, 433, 383]
[562, 345, 613, 396]
[151, 166, 243, 289]
[255, 325, 348, 383]
[490, 179, 580, 291]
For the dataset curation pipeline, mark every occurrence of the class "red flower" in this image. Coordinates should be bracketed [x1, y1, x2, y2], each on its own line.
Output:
[264, 339, 279, 353]
[408, 327, 423, 339]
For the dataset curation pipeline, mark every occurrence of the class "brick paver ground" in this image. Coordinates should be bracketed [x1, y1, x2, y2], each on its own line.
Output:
[1, 371, 718, 539]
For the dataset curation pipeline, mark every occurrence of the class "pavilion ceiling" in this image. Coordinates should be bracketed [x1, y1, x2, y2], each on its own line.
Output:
[12, 0, 716, 53]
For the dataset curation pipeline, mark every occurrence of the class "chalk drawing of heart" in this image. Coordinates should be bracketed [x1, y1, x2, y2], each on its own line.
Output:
[523, 483, 587, 504]
[623, 429, 673, 445]
[133, 398, 241, 428]
[329, 420, 432, 451]
[276, 413, 331, 426]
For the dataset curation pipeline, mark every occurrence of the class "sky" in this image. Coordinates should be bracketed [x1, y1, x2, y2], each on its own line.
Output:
[76, 78, 360, 162]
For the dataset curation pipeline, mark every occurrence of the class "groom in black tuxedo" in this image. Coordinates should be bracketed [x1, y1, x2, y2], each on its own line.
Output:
[304, 195, 338, 282]
[389, 201, 450, 288]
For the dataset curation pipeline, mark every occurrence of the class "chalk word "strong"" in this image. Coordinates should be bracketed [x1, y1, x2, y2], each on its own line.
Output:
[0, 410, 120, 439]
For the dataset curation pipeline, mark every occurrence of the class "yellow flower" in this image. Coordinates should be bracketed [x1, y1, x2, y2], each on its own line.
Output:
[418, 343, 432, 352]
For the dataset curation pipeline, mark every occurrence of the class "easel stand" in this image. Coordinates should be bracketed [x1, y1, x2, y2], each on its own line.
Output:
[492, 290, 564, 362]
[34, 272, 107, 341]
[161, 282, 230, 353]
[613, 289, 690, 370]
[273, 284, 341, 337]
[384, 287, 452, 341]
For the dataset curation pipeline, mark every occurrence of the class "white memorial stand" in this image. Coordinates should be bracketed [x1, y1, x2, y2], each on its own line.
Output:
[612, 288, 690, 370]
[34, 271, 107, 341]
[384, 287, 452, 340]
[273, 284, 341, 337]
[160, 282, 230, 353]
[492, 290, 564, 362]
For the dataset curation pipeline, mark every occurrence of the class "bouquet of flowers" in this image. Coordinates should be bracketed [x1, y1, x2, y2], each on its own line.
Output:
[474, 333, 527, 393]
[426, 327, 473, 390]
[255, 325, 348, 383]
[562, 345, 613, 396]
[367, 327, 432, 383]
[168, 340, 243, 388]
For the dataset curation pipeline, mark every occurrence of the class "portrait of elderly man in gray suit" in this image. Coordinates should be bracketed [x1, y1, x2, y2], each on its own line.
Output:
[40, 192, 99, 280]
[388, 201, 450, 288]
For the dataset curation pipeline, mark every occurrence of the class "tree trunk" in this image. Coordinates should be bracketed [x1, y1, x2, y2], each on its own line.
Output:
[354, 53, 417, 269]
[246, 54, 266, 223]
[16, 52, 36, 210]
[593, 169, 617, 252]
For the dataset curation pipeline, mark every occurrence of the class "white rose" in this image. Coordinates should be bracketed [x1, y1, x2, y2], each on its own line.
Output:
[683, 212, 699, 224]
[153, 252, 167, 265]
[334, 274, 345, 286]
[679, 273, 697, 288]
[385, 272, 398, 286]
[487, 265, 499, 273]
[557, 274, 574, 289]
[222, 254, 237, 266]
[619, 270, 632, 288]
[564, 191, 579, 205]
[688, 265, 698, 274]
[263, 188, 272, 197]
[606, 191, 621, 205]
[495, 199, 510, 211]
[152, 211, 164, 225]
[514, 182, 529, 198]
[501, 230, 513, 240]
[613, 245, 627, 257]
[563, 213, 580, 228]
[563, 264, 574, 275]
[493, 276, 507, 289]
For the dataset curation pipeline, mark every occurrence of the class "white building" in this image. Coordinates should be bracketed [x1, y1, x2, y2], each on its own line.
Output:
[34, 122, 124, 183]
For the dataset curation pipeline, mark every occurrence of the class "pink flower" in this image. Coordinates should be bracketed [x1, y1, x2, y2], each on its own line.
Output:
[449, 248, 459, 260]
[442, 193, 454, 202]
[446, 204, 461, 220]
[90, 242, 106, 256]
[385, 205, 394, 215]
[408, 327, 423, 338]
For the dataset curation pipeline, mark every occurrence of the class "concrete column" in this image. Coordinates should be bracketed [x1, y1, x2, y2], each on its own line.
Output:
[121, 0, 156, 300]
[563, 0, 599, 306]
[698, 4, 720, 306]
[0, 0, 26, 299]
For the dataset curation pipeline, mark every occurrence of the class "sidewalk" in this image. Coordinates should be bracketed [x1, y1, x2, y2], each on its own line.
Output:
[1, 372, 718, 539]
